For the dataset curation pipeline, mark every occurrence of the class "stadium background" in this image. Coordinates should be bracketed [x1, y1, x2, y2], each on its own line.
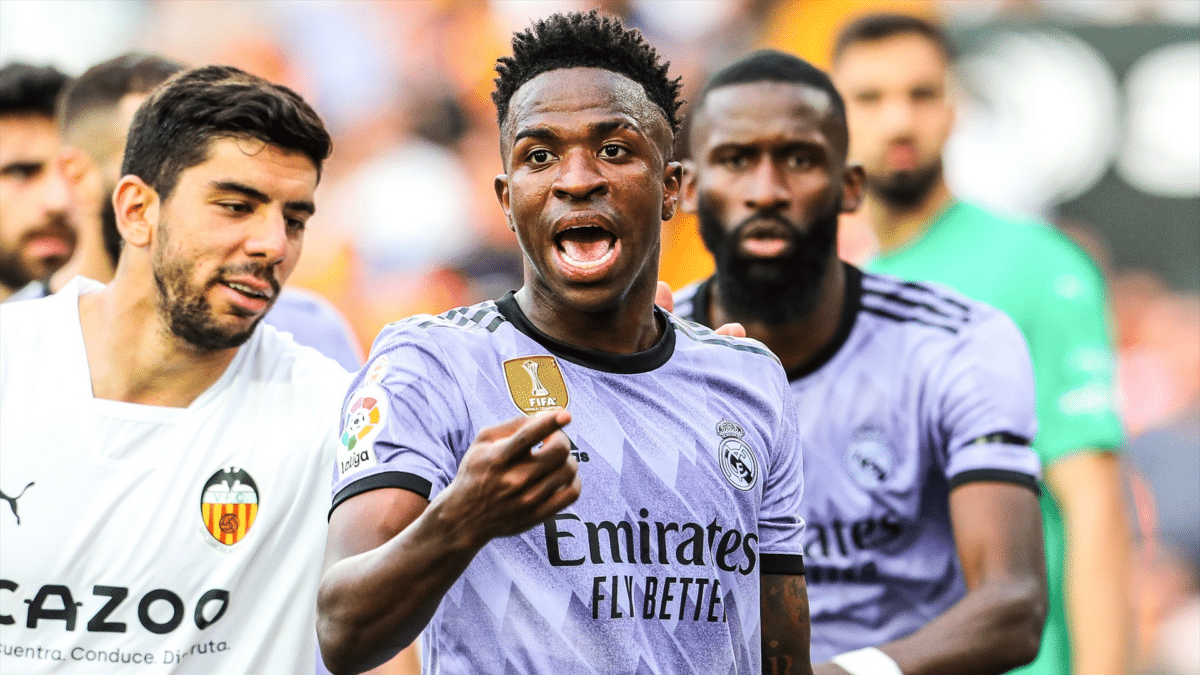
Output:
[2, 1, 1196, 673]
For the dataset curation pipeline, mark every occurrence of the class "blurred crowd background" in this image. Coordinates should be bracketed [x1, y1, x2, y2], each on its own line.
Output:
[2, 0, 1196, 673]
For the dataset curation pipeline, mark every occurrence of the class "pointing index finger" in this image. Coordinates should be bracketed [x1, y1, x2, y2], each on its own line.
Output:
[499, 409, 572, 463]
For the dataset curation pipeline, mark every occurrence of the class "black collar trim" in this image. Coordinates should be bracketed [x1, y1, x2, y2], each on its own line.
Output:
[785, 263, 862, 380]
[495, 292, 676, 374]
[687, 263, 863, 381]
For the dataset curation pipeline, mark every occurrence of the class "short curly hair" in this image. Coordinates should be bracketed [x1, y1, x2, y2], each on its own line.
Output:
[492, 10, 683, 136]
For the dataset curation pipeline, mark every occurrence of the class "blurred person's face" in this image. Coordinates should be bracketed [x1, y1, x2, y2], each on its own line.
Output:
[124, 137, 316, 350]
[0, 114, 75, 290]
[60, 92, 150, 269]
[833, 33, 956, 210]
[682, 81, 862, 322]
[494, 67, 680, 316]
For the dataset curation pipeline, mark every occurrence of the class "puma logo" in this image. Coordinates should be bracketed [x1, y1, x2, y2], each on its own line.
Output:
[0, 482, 34, 525]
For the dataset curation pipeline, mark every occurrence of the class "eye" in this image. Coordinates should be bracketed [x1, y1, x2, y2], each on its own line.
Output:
[1, 162, 42, 180]
[719, 154, 751, 171]
[220, 201, 252, 215]
[527, 149, 556, 165]
[599, 144, 627, 159]
[285, 217, 307, 232]
[787, 153, 816, 170]
[853, 91, 881, 105]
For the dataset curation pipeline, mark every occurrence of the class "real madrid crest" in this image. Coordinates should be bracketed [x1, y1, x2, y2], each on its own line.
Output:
[717, 419, 758, 491]
[503, 356, 569, 415]
[846, 428, 895, 490]
[200, 467, 259, 547]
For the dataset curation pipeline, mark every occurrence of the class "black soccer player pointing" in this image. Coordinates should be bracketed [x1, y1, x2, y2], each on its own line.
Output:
[318, 12, 814, 675]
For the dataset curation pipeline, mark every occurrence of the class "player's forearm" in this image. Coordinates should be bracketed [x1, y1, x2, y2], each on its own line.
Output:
[761, 574, 815, 675]
[1056, 462, 1133, 675]
[823, 576, 1045, 675]
[317, 496, 484, 674]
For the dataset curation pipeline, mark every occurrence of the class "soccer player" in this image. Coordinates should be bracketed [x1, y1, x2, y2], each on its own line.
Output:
[832, 14, 1130, 675]
[0, 62, 73, 302]
[19, 52, 363, 370]
[318, 12, 812, 675]
[0, 65, 348, 673]
[673, 49, 1047, 675]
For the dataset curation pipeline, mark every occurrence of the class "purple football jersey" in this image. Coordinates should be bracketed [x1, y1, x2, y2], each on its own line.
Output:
[676, 265, 1039, 661]
[331, 293, 806, 674]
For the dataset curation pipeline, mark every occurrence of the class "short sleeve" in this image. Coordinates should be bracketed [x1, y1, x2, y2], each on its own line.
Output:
[329, 323, 469, 514]
[756, 374, 807, 575]
[1024, 244, 1124, 463]
[936, 308, 1042, 491]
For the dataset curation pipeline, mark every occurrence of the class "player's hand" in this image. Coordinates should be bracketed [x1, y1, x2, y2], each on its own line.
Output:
[656, 280, 746, 338]
[440, 410, 581, 548]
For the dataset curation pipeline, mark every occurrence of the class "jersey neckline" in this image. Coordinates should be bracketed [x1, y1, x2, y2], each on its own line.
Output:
[495, 291, 676, 374]
[684, 262, 863, 381]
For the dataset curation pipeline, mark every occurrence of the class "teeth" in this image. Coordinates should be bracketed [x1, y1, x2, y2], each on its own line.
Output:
[226, 282, 267, 299]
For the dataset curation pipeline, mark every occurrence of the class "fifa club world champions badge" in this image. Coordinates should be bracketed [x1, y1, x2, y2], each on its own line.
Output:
[503, 356, 569, 415]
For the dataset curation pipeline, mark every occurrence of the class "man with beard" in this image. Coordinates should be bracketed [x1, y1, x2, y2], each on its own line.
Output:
[16, 52, 363, 370]
[0, 62, 74, 302]
[318, 12, 812, 675]
[833, 15, 1130, 675]
[0, 65, 351, 673]
[673, 50, 1047, 674]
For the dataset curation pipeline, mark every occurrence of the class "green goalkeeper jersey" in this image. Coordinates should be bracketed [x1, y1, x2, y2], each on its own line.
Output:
[868, 199, 1124, 675]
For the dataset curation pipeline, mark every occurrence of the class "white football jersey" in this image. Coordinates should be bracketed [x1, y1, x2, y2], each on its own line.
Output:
[0, 278, 349, 673]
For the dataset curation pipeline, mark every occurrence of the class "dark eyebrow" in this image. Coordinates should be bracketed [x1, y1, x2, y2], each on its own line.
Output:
[512, 119, 637, 145]
[212, 180, 314, 216]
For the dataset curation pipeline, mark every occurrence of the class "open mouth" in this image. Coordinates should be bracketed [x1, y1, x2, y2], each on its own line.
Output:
[738, 219, 794, 258]
[222, 280, 271, 301]
[554, 225, 618, 271]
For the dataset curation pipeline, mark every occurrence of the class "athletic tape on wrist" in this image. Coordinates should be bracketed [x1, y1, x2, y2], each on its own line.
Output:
[830, 647, 903, 675]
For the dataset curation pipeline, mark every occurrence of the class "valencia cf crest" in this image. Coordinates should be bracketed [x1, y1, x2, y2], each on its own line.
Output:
[200, 467, 259, 547]
[503, 356, 569, 415]
[717, 419, 758, 491]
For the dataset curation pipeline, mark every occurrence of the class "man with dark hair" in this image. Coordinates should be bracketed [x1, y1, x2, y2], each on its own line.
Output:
[1, 65, 350, 673]
[833, 14, 1131, 675]
[673, 48, 1047, 675]
[0, 62, 74, 301]
[318, 12, 812, 675]
[27, 52, 363, 370]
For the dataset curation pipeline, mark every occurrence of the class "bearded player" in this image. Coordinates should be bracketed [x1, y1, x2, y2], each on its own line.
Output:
[674, 50, 1047, 675]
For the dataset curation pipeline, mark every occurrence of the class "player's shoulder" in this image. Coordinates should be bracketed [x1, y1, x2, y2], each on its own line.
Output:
[374, 299, 505, 346]
[959, 201, 1103, 277]
[251, 322, 353, 391]
[665, 311, 781, 367]
[859, 269, 1016, 339]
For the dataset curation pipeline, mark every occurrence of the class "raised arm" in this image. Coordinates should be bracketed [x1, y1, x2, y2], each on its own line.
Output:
[762, 573, 815, 675]
[816, 481, 1046, 675]
[317, 410, 581, 674]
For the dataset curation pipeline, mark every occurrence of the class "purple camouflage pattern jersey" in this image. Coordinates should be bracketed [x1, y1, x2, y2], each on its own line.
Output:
[331, 292, 806, 675]
[676, 265, 1040, 661]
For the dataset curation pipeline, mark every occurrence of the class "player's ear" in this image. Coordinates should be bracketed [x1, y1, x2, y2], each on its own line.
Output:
[842, 163, 866, 214]
[494, 173, 515, 233]
[679, 159, 700, 215]
[113, 175, 159, 248]
[661, 160, 682, 221]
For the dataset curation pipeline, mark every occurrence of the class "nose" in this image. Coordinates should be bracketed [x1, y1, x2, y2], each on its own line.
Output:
[552, 149, 607, 201]
[879, 96, 916, 138]
[243, 211, 290, 264]
[745, 158, 790, 212]
[40, 160, 70, 215]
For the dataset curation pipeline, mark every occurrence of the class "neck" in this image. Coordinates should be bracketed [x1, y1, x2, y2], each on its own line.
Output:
[709, 257, 847, 374]
[869, 175, 953, 254]
[0, 283, 15, 302]
[78, 269, 239, 407]
[516, 279, 662, 355]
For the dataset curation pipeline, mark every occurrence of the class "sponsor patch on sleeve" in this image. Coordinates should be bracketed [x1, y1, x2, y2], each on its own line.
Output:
[338, 385, 385, 478]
